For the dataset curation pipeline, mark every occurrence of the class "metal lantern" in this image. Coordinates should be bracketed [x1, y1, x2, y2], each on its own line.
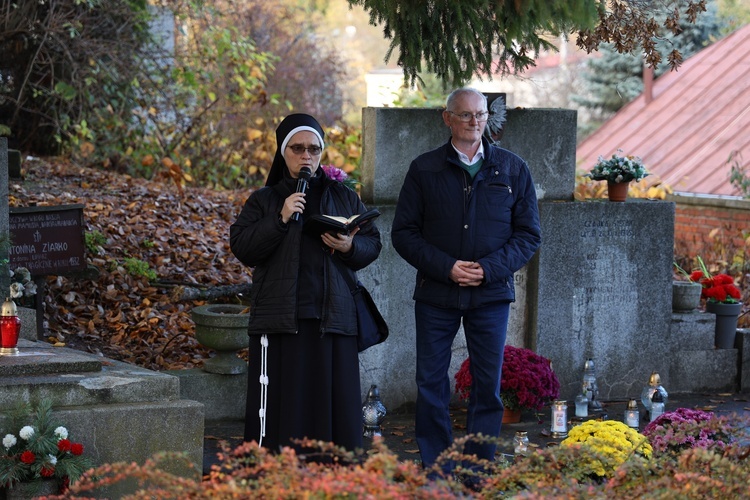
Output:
[582, 359, 603, 412]
[0, 298, 20, 355]
[362, 384, 387, 438]
[640, 371, 668, 417]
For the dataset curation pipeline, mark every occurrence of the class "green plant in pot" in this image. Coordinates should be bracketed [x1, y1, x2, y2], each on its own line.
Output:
[672, 262, 703, 313]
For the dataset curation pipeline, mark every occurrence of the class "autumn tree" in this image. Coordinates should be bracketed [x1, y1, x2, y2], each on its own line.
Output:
[0, 0, 349, 188]
[574, 0, 724, 119]
[348, 0, 709, 86]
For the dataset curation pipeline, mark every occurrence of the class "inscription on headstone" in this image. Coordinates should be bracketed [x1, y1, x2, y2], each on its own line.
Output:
[8, 204, 86, 276]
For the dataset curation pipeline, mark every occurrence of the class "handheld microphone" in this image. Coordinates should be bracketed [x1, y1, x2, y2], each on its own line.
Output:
[290, 167, 312, 222]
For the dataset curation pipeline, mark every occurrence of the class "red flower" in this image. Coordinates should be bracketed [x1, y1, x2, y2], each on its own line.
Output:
[70, 443, 84, 456]
[454, 345, 560, 411]
[40, 466, 55, 477]
[57, 439, 72, 453]
[697, 273, 741, 304]
[20, 450, 35, 464]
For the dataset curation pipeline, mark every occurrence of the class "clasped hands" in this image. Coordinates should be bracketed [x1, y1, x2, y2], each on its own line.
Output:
[451, 260, 484, 287]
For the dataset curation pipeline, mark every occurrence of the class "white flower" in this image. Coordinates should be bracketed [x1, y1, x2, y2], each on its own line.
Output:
[3, 434, 17, 449]
[14, 267, 31, 283]
[9, 282, 24, 299]
[23, 281, 37, 297]
[47, 454, 57, 465]
[54, 426, 68, 440]
[19, 426, 34, 440]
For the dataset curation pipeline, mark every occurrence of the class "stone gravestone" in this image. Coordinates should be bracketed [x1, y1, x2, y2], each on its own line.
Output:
[535, 201, 675, 399]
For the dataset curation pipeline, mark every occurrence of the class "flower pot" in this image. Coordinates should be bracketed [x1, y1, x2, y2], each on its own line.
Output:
[502, 408, 522, 424]
[672, 281, 702, 312]
[607, 181, 630, 202]
[192, 304, 250, 374]
[705, 301, 742, 349]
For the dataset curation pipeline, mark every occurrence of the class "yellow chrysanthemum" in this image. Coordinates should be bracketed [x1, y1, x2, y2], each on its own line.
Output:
[561, 420, 652, 477]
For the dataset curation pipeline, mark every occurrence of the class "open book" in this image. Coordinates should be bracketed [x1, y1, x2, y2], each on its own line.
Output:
[304, 208, 381, 236]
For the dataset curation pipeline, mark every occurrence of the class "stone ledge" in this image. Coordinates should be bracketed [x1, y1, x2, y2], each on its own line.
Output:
[0, 341, 180, 407]
[670, 311, 717, 350]
[170, 368, 247, 422]
[668, 349, 738, 393]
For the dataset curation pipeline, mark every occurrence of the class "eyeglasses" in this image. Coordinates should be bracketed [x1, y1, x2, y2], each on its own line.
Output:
[448, 111, 489, 122]
[287, 144, 322, 155]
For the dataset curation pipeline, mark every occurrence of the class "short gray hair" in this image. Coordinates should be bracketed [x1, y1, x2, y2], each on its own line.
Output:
[446, 88, 487, 111]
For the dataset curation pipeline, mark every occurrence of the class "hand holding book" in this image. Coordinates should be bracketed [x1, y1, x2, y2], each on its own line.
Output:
[303, 208, 381, 236]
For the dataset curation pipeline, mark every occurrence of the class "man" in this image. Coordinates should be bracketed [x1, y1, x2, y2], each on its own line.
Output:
[391, 88, 541, 475]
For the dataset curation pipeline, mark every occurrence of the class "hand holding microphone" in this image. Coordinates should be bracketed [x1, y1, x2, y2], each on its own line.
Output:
[289, 167, 312, 222]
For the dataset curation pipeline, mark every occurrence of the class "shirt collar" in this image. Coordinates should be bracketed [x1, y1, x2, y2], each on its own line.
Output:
[451, 141, 484, 164]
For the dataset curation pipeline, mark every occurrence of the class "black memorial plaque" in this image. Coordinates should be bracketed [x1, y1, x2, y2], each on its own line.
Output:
[8, 204, 86, 276]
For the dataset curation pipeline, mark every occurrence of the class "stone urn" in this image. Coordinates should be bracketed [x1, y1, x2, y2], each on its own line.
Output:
[192, 304, 250, 374]
[672, 281, 702, 312]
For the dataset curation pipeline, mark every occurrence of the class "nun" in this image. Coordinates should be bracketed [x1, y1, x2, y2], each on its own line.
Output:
[230, 113, 382, 452]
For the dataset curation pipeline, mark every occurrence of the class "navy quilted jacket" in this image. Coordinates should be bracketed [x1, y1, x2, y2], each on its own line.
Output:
[391, 137, 541, 310]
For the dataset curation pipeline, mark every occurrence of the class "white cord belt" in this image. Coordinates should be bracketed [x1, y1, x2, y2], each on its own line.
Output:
[258, 334, 269, 447]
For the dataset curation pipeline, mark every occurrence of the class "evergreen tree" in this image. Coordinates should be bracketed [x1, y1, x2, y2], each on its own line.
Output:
[348, 0, 710, 86]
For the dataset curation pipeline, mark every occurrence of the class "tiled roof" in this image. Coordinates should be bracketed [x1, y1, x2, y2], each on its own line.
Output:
[576, 24, 750, 196]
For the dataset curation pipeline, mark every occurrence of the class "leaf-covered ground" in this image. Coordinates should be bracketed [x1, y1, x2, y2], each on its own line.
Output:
[8, 157, 253, 370]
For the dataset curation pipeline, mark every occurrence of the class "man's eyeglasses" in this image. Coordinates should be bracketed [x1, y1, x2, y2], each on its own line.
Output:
[287, 144, 322, 155]
[448, 111, 489, 122]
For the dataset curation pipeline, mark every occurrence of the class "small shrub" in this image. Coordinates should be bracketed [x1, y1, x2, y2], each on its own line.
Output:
[84, 231, 107, 255]
[122, 258, 157, 281]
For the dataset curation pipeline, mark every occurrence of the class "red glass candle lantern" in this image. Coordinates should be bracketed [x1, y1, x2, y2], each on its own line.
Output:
[0, 297, 20, 355]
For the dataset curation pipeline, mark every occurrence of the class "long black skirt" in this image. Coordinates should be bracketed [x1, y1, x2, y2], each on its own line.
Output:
[244, 319, 362, 452]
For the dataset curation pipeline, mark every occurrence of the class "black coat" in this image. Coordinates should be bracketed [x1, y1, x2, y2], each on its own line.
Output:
[391, 137, 541, 310]
[230, 173, 382, 336]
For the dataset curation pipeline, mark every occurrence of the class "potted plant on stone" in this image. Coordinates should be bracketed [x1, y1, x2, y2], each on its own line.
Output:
[672, 262, 703, 313]
[454, 345, 560, 423]
[690, 257, 743, 348]
[586, 150, 650, 202]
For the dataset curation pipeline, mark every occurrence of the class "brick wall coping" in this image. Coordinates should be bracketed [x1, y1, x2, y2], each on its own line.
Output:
[668, 192, 750, 210]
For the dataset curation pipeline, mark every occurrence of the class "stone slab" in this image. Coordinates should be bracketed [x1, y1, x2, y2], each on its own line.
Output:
[669, 312, 718, 350]
[17, 306, 38, 341]
[0, 399, 205, 496]
[171, 368, 247, 421]
[0, 341, 181, 408]
[0, 340, 101, 376]
[668, 349, 738, 393]
[740, 328, 750, 392]
[535, 199, 676, 401]
[361, 107, 576, 206]
[7, 149, 21, 178]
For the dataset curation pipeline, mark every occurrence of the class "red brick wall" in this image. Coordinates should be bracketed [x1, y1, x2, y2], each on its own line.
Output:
[671, 194, 750, 265]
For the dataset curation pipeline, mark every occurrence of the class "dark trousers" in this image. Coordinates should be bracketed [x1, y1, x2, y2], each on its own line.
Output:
[414, 301, 509, 470]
